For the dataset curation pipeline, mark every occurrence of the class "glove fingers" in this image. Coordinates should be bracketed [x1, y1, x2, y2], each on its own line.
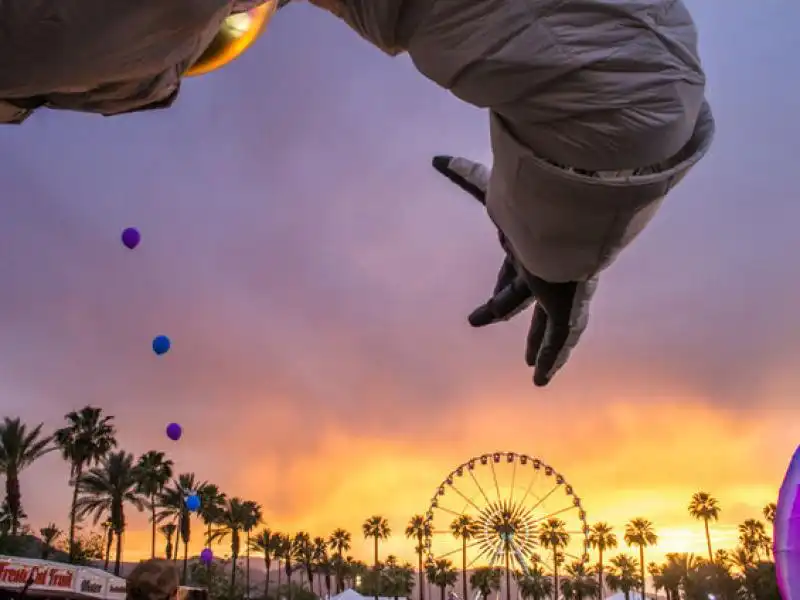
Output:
[468, 274, 534, 327]
[494, 256, 518, 295]
[524, 303, 548, 366]
[530, 279, 597, 387]
[431, 156, 489, 204]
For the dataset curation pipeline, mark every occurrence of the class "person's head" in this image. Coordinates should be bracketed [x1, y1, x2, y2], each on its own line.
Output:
[126, 559, 180, 600]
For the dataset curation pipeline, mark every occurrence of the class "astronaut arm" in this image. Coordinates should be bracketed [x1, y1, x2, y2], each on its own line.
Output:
[307, 0, 407, 55]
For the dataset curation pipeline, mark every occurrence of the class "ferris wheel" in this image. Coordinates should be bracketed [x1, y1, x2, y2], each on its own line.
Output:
[423, 452, 590, 600]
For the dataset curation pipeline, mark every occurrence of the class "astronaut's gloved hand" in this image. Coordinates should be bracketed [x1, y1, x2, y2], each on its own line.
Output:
[432, 155, 597, 387]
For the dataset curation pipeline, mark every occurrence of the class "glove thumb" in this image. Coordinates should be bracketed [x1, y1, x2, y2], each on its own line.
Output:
[432, 156, 490, 204]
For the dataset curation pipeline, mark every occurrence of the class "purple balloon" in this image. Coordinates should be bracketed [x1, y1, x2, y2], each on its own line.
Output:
[166, 422, 182, 441]
[200, 548, 213, 564]
[121, 227, 141, 249]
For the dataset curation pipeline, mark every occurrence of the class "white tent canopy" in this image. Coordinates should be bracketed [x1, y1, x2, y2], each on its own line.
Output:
[330, 589, 406, 600]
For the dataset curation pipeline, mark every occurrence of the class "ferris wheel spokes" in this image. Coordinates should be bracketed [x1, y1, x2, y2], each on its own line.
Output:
[424, 450, 590, 600]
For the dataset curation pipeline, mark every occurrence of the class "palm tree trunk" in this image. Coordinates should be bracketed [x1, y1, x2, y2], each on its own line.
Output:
[597, 550, 604, 600]
[246, 533, 251, 598]
[441, 586, 446, 600]
[374, 537, 379, 600]
[553, 557, 558, 600]
[150, 496, 157, 559]
[114, 530, 123, 576]
[638, 547, 645, 600]
[265, 557, 271, 599]
[5, 469, 21, 536]
[418, 547, 425, 600]
[277, 559, 282, 595]
[104, 529, 113, 571]
[67, 465, 82, 562]
[182, 539, 189, 584]
[231, 552, 239, 595]
[462, 539, 468, 600]
[704, 519, 713, 562]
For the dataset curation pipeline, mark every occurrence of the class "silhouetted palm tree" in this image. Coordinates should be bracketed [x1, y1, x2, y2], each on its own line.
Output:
[251, 528, 280, 599]
[426, 558, 458, 600]
[606, 554, 639, 600]
[75, 450, 145, 574]
[199, 484, 227, 547]
[158, 472, 206, 581]
[763, 502, 777, 524]
[160, 523, 177, 560]
[54, 406, 117, 562]
[406, 515, 430, 600]
[363, 516, 391, 600]
[539, 518, 570, 600]
[39, 523, 62, 559]
[589, 522, 617, 600]
[243, 501, 263, 595]
[135, 450, 173, 558]
[623, 519, 657, 600]
[329, 528, 352, 594]
[687, 492, 721, 562]
[213, 497, 252, 595]
[451, 515, 478, 600]
[0, 417, 53, 535]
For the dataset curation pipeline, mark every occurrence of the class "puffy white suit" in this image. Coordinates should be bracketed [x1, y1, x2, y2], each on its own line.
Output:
[1, 0, 715, 385]
[322, 0, 715, 385]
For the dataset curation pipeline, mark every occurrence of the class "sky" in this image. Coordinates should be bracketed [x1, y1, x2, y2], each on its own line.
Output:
[0, 0, 798, 569]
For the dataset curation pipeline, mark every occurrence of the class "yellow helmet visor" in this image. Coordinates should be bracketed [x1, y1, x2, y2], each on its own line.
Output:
[186, 0, 279, 78]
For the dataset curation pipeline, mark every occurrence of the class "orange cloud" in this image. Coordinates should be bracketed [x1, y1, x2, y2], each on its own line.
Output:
[104, 394, 796, 566]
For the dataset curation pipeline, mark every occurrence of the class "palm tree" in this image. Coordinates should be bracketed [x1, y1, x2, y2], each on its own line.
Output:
[273, 531, 287, 593]
[329, 528, 352, 593]
[0, 417, 53, 535]
[160, 523, 177, 560]
[469, 567, 502, 600]
[243, 501, 263, 596]
[54, 406, 117, 562]
[516, 564, 553, 600]
[562, 561, 598, 600]
[426, 558, 458, 600]
[199, 484, 227, 546]
[39, 523, 62, 559]
[75, 450, 146, 575]
[313, 536, 331, 597]
[687, 492, 721, 562]
[763, 503, 777, 524]
[738, 519, 770, 561]
[406, 515, 431, 600]
[293, 532, 315, 590]
[135, 450, 174, 558]
[363, 516, 392, 600]
[281, 534, 295, 600]
[623, 519, 657, 600]
[606, 555, 639, 600]
[100, 519, 114, 570]
[251, 528, 280, 599]
[539, 518, 570, 600]
[588, 522, 617, 600]
[213, 497, 252, 595]
[158, 473, 206, 580]
[451, 515, 477, 600]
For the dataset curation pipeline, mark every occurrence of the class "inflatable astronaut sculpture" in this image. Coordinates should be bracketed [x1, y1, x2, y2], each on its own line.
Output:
[0, 0, 715, 385]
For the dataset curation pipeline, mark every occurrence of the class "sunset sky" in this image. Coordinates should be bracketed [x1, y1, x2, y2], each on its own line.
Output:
[0, 0, 798, 569]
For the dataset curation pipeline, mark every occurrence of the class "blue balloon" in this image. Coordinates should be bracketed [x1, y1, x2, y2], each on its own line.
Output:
[185, 494, 201, 512]
[152, 335, 171, 356]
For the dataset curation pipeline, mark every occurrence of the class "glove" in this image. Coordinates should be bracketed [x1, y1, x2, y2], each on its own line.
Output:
[432, 155, 597, 387]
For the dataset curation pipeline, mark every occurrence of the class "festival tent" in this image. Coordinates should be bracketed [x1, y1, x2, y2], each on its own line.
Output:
[0, 556, 126, 600]
[329, 589, 406, 600]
